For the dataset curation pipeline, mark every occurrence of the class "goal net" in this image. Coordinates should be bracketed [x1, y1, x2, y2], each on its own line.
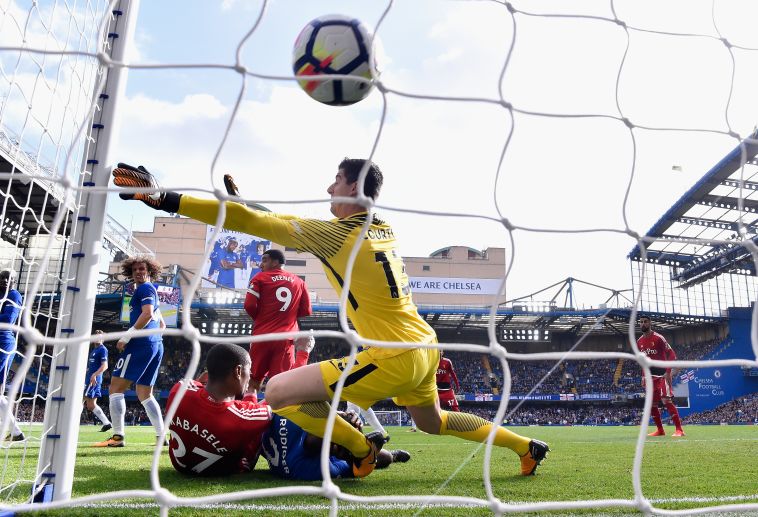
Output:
[372, 410, 403, 428]
[0, 0, 129, 505]
[1, 0, 757, 516]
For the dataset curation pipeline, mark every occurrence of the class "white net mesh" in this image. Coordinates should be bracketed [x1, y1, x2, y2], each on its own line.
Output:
[0, 0, 757, 515]
[0, 0, 111, 503]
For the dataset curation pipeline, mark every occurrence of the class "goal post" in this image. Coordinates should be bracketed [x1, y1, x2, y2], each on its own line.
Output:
[372, 410, 403, 427]
[33, 0, 141, 503]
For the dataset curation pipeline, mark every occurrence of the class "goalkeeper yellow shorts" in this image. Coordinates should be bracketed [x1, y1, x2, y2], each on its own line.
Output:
[319, 346, 441, 409]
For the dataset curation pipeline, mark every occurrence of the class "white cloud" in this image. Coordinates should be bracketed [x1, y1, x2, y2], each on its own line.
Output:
[121, 93, 228, 127]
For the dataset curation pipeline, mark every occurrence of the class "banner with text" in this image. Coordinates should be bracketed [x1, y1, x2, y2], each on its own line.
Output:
[409, 277, 502, 295]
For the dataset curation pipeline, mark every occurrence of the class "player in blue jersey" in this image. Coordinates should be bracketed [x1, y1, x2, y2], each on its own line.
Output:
[260, 411, 410, 481]
[0, 269, 24, 442]
[217, 237, 243, 288]
[83, 330, 112, 432]
[95, 256, 166, 448]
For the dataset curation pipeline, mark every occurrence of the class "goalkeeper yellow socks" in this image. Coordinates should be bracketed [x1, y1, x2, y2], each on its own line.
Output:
[273, 402, 370, 458]
[439, 410, 531, 456]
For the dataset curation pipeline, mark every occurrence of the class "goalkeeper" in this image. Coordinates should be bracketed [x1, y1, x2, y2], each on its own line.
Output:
[112, 159, 549, 478]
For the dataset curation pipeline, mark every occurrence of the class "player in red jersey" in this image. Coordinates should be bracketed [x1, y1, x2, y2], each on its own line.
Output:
[167, 343, 272, 476]
[244, 249, 312, 398]
[436, 351, 461, 412]
[637, 316, 685, 437]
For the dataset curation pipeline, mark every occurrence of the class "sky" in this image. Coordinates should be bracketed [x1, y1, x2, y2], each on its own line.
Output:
[6, 0, 758, 306]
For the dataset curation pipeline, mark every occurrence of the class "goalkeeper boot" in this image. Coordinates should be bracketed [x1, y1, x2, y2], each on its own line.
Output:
[672, 429, 685, 437]
[647, 429, 666, 437]
[391, 449, 411, 463]
[94, 434, 124, 448]
[99, 423, 112, 433]
[352, 431, 385, 478]
[520, 439, 549, 476]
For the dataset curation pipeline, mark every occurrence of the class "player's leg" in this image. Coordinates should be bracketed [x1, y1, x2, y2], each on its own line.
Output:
[95, 376, 129, 446]
[438, 390, 458, 412]
[648, 377, 666, 436]
[85, 383, 112, 430]
[135, 342, 165, 443]
[95, 342, 152, 446]
[91, 398, 112, 431]
[265, 362, 377, 464]
[0, 351, 23, 441]
[0, 395, 24, 441]
[267, 341, 295, 379]
[661, 395, 684, 436]
[449, 392, 460, 412]
[401, 348, 548, 476]
[407, 403, 547, 476]
[248, 341, 272, 398]
[347, 401, 388, 440]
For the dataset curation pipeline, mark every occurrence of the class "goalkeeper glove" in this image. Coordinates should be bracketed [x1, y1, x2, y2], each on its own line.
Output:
[112, 162, 181, 212]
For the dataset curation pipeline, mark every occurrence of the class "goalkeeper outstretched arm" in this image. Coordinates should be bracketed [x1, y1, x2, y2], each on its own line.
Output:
[112, 163, 323, 253]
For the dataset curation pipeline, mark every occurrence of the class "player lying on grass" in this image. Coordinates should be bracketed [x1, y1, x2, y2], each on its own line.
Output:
[167, 343, 409, 478]
[114, 159, 549, 479]
[261, 406, 410, 481]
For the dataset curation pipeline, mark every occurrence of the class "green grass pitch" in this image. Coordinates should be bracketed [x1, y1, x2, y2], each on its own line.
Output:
[1, 424, 756, 516]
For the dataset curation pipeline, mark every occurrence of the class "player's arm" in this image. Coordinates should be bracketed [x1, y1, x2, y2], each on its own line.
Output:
[117, 300, 156, 349]
[112, 164, 341, 256]
[179, 196, 323, 252]
[664, 340, 676, 386]
[244, 277, 261, 320]
[297, 284, 312, 318]
[0, 294, 20, 325]
[135, 303, 156, 329]
[90, 357, 108, 386]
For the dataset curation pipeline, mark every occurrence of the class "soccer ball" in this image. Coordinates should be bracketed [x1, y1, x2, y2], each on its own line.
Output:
[292, 15, 376, 106]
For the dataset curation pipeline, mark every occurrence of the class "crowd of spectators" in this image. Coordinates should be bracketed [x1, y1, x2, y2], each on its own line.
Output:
[87, 333, 733, 399]
[12, 400, 45, 423]
[683, 393, 758, 425]
[9, 332, 746, 431]
[460, 403, 643, 426]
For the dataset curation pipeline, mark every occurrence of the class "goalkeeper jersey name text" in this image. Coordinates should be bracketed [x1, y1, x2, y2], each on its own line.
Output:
[366, 228, 395, 240]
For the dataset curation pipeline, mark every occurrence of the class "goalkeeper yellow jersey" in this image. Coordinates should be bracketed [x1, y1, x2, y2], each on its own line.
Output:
[180, 197, 437, 359]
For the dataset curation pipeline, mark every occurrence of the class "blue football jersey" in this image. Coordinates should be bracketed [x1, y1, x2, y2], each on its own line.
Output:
[129, 283, 161, 342]
[260, 415, 352, 481]
[86, 344, 108, 382]
[0, 289, 22, 349]
[216, 249, 239, 288]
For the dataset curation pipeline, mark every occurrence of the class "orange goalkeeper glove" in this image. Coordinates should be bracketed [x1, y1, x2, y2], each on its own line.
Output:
[112, 162, 181, 212]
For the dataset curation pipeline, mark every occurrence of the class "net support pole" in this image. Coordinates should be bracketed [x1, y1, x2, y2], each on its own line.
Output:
[35, 0, 140, 502]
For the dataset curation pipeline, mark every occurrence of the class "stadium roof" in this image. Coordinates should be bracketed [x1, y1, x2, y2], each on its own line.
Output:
[0, 130, 74, 246]
[628, 130, 758, 287]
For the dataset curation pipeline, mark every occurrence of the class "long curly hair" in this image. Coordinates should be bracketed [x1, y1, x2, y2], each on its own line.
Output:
[121, 255, 163, 281]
